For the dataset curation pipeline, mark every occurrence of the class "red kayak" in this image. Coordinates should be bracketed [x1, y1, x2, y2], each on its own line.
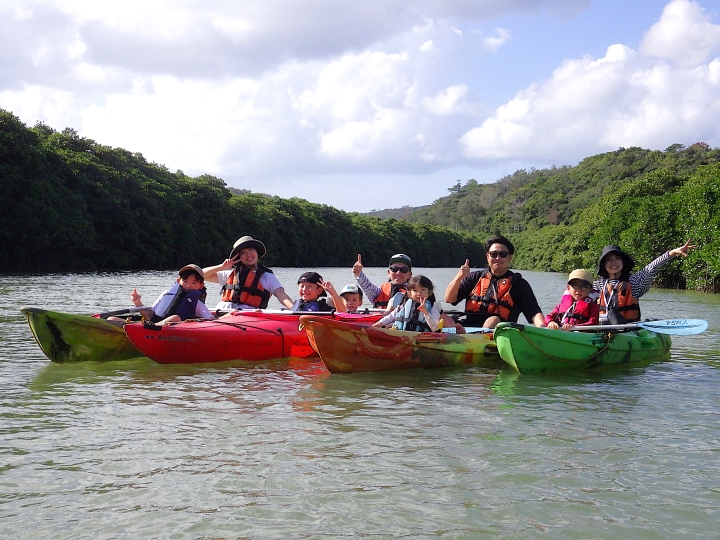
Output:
[124, 310, 381, 364]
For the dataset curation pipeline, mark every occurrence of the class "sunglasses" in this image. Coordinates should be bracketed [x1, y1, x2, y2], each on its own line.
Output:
[488, 251, 509, 259]
[389, 266, 410, 273]
[569, 281, 591, 291]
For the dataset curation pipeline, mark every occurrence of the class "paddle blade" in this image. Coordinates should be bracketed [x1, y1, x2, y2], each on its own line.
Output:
[638, 319, 708, 335]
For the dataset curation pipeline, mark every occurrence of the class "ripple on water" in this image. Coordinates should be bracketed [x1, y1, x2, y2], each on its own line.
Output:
[2, 271, 720, 538]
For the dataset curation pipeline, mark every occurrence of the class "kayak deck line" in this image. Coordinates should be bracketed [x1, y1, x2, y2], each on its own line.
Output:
[493, 321, 672, 374]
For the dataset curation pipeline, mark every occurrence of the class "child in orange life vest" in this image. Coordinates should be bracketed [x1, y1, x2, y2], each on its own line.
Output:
[109, 265, 214, 327]
[290, 272, 347, 312]
[373, 275, 442, 332]
[545, 269, 599, 330]
[339, 284, 363, 313]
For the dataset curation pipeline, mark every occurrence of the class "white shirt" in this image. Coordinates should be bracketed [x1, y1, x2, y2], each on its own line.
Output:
[214, 268, 284, 310]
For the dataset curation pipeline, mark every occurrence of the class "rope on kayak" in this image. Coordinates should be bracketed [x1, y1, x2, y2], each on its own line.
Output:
[206, 319, 283, 336]
[515, 329, 614, 363]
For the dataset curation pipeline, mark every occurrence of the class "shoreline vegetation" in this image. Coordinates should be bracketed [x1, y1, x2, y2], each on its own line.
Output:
[2, 108, 719, 292]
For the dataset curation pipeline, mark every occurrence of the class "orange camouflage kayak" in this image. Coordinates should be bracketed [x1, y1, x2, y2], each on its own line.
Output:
[300, 315, 501, 373]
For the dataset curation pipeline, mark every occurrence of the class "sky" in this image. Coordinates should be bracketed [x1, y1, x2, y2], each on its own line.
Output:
[2, 0, 720, 213]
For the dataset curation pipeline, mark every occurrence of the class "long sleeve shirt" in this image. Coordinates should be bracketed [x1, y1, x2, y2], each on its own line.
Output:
[592, 251, 672, 299]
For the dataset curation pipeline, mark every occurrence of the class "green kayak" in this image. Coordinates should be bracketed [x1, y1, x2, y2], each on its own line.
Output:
[21, 307, 144, 363]
[493, 322, 671, 374]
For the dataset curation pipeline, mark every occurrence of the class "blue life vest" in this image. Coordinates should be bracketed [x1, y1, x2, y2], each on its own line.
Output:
[292, 299, 332, 312]
[391, 299, 434, 332]
[152, 283, 203, 322]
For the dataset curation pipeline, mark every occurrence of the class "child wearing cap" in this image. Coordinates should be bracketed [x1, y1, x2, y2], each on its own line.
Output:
[290, 272, 346, 312]
[352, 253, 413, 309]
[339, 284, 363, 313]
[109, 264, 214, 326]
[545, 269, 599, 330]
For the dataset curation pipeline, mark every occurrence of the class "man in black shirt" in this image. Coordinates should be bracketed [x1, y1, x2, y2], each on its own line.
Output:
[444, 235, 546, 329]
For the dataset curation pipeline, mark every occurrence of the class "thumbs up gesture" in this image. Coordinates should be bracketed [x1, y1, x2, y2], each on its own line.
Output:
[352, 254, 364, 276]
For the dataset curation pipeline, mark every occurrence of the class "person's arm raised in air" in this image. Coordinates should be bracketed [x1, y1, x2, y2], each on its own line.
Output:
[445, 259, 470, 303]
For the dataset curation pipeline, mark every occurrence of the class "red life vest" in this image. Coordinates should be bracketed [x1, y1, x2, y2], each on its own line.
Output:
[465, 270, 516, 321]
[374, 281, 406, 308]
[598, 281, 640, 323]
[545, 295, 599, 326]
[221, 265, 273, 309]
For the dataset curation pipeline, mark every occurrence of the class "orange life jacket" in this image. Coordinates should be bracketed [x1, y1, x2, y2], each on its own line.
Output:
[221, 265, 273, 309]
[374, 281, 406, 308]
[598, 281, 640, 322]
[465, 270, 516, 321]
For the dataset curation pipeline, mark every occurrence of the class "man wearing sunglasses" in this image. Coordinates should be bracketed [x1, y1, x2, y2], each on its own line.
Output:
[353, 253, 413, 308]
[444, 235, 545, 329]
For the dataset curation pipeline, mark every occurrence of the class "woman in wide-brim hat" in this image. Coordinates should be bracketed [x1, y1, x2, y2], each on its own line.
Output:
[594, 240, 695, 324]
[202, 236, 294, 311]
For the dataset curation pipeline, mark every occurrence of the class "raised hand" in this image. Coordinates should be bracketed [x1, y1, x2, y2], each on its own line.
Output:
[223, 255, 240, 268]
[352, 254, 364, 276]
[130, 288, 143, 307]
[458, 259, 471, 278]
[321, 280, 336, 294]
[670, 239, 696, 258]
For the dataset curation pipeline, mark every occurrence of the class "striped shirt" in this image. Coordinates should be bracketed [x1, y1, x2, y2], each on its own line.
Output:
[593, 251, 672, 300]
[354, 271, 383, 304]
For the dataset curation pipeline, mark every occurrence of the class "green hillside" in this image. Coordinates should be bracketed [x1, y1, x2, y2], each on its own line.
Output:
[406, 144, 720, 291]
[3, 105, 719, 292]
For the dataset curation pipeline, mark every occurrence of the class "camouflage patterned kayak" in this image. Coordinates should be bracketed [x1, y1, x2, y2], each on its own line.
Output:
[493, 321, 672, 374]
[299, 315, 501, 373]
[21, 307, 144, 363]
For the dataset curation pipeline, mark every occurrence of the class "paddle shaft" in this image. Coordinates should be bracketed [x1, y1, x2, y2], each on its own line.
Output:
[569, 318, 707, 335]
[95, 306, 150, 318]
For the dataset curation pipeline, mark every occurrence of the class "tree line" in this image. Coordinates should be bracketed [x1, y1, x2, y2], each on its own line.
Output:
[4, 106, 719, 292]
[406, 144, 720, 292]
[0, 109, 482, 272]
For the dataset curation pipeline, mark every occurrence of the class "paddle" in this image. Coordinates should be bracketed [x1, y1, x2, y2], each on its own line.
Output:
[442, 327, 493, 334]
[569, 318, 708, 335]
[94, 306, 150, 318]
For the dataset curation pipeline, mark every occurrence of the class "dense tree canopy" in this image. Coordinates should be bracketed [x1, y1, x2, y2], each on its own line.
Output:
[0, 109, 482, 272]
[3, 107, 719, 292]
[406, 144, 720, 292]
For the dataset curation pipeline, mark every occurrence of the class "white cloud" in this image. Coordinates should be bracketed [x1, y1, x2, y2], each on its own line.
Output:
[641, 0, 720, 67]
[461, 2, 720, 162]
[3, 0, 720, 213]
[483, 28, 512, 51]
[422, 85, 470, 116]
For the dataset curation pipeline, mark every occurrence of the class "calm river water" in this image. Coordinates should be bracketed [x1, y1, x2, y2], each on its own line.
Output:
[2, 267, 720, 539]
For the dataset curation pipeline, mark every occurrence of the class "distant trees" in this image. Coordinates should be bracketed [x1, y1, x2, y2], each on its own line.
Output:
[401, 144, 720, 292]
[0, 109, 482, 272]
[4, 106, 719, 292]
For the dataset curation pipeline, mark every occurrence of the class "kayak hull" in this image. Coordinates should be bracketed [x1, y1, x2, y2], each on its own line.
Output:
[124, 311, 381, 365]
[299, 316, 501, 373]
[493, 322, 672, 374]
[21, 307, 143, 363]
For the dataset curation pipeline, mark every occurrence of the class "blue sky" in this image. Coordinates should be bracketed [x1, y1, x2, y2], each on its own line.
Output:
[2, 0, 719, 212]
